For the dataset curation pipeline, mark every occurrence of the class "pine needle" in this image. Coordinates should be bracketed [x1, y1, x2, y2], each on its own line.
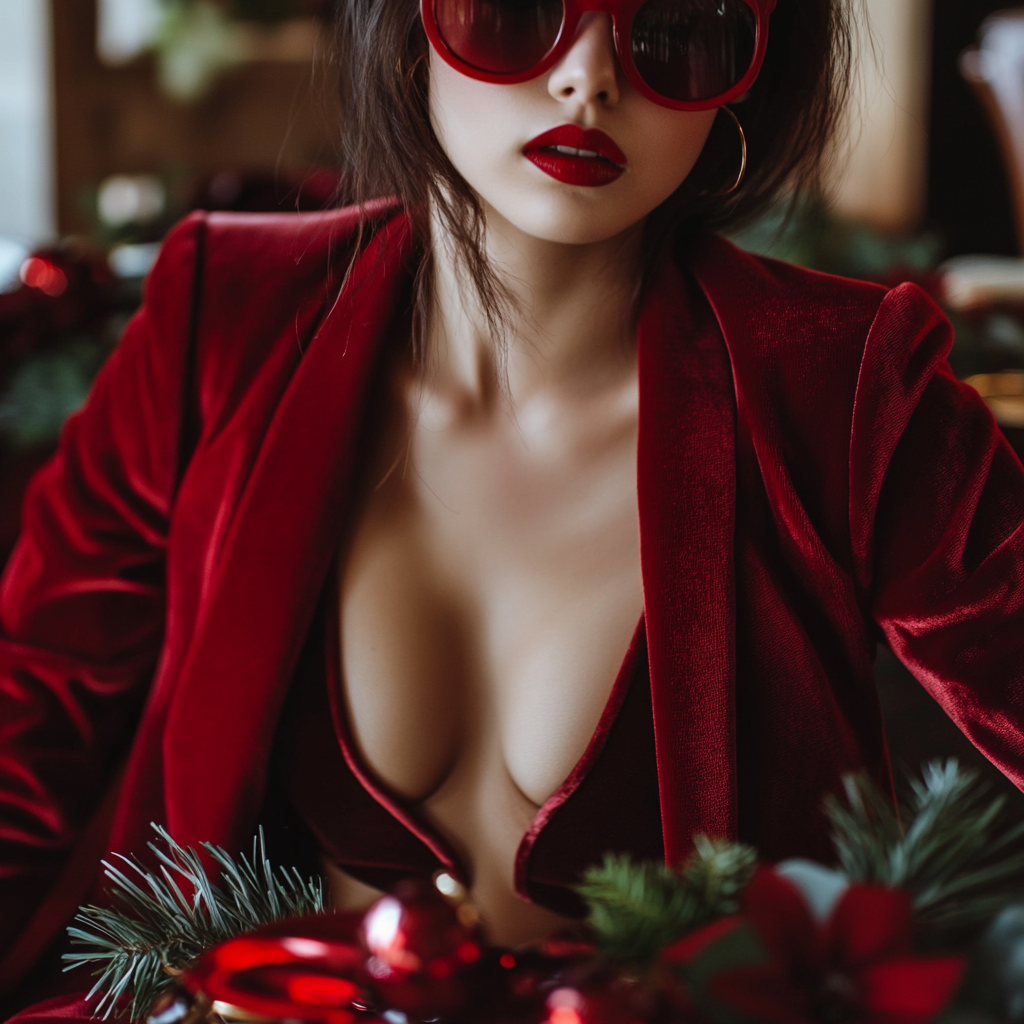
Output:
[826, 759, 1024, 929]
[577, 836, 757, 964]
[63, 824, 324, 1021]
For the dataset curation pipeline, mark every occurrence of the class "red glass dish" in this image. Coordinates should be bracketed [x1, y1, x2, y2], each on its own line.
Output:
[181, 914, 374, 1024]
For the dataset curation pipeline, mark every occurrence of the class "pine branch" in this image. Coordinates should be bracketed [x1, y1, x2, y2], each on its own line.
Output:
[826, 759, 1024, 929]
[63, 824, 325, 1022]
[577, 836, 757, 964]
[681, 836, 759, 917]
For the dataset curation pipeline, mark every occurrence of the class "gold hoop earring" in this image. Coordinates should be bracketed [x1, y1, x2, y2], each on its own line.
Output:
[701, 106, 747, 198]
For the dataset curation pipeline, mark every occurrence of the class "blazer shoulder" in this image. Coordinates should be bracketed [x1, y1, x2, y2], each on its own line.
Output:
[687, 232, 945, 396]
[691, 232, 889, 347]
[144, 204, 387, 325]
[710, 239, 952, 375]
[153, 203, 403, 436]
[686, 233, 958, 526]
[199, 201, 399, 294]
[154, 197, 403, 284]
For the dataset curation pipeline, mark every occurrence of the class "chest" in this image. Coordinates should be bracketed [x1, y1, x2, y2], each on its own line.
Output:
[337, 374, 645, 812]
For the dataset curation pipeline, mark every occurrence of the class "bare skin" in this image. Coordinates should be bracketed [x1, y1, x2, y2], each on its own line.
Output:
[329, 16, 715, 947]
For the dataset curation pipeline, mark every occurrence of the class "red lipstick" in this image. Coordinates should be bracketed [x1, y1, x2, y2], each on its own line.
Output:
[523, 125, 627, 187]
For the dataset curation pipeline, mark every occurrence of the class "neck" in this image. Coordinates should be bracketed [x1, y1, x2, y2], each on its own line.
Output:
[425, 203, 645, 408]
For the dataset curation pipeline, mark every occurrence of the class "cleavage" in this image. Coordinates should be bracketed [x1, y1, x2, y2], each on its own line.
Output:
[337, 487, 645, 812]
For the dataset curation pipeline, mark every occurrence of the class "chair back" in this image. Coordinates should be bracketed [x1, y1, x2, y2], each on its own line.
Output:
[962, 9, 1024, 251]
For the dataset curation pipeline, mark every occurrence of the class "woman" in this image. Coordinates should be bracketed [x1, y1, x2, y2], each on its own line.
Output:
[1, 0, 1023, 1014]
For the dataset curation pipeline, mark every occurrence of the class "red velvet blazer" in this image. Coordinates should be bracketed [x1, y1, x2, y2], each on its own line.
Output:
[1, 206, 1023, 998]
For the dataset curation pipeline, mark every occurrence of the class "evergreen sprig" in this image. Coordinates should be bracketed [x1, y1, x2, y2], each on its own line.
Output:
[577, 836, 758, 964]
[63, 824, 324, 1022]
[826, 759, 1024, 929]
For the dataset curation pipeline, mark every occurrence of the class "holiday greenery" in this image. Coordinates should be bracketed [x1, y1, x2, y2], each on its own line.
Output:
[64, 760, 1024, 1024]
[825, 760, 1024, 929]
[63, 826, 324, 1021]
[150, 0, 323, 101]
[577, 837, 757, 964]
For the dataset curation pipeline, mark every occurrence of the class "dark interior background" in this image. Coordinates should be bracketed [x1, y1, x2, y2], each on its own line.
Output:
[928, 0, 1018, 256]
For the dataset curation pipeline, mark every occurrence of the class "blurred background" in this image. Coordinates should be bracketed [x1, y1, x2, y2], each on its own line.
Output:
[1, 0, 1024, 796]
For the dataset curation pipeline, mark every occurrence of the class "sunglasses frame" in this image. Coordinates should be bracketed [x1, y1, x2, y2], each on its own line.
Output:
[421, 0, 776, 110]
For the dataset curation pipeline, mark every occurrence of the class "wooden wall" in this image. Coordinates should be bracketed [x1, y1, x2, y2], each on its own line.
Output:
[51, 0, 339, 236]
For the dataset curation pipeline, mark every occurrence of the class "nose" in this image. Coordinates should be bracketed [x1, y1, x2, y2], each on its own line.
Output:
[546, 12, 621, 108]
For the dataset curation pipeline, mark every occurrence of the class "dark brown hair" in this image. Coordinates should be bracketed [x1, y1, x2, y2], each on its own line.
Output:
[331, 0, 854, 346]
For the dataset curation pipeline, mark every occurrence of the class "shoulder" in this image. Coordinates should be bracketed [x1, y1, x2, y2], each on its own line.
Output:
[687, 232, 888, 353]
[146, 202, 405, 431]
[685, 232, 952, 407]
[682, 233, 962, 551]
[153, 200, 399, 310]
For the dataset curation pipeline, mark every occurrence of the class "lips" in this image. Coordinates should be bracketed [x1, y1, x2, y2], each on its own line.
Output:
[523, 125, 627, 187]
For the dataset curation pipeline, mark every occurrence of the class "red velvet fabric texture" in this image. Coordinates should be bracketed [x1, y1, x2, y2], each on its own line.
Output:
[0, 206, 1022, 1004]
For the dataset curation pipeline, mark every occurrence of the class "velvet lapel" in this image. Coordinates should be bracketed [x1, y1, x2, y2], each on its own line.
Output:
[163, 212, 415, 851]
[637, 241, 738, 865]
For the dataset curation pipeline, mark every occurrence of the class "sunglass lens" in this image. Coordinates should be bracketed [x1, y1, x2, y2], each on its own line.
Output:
[631, 0, 757, 102]
[433, 0, 563, 74]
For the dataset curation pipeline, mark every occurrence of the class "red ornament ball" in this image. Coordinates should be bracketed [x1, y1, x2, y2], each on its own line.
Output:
[360, 879, 483, 1019]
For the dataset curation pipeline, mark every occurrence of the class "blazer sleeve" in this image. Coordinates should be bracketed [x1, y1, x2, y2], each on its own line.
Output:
[0, 213, 204, 960]
[850, 281, 1024, 788]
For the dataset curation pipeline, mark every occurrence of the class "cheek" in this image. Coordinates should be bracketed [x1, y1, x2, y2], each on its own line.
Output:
[633, 108, 718, 201]
[429, 57, 520, 177]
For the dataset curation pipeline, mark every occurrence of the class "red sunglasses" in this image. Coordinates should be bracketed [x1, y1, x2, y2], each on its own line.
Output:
[421, 0, 776, 111]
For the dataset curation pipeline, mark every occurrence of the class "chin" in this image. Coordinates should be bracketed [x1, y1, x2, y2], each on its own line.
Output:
[486, 190, 650, 247]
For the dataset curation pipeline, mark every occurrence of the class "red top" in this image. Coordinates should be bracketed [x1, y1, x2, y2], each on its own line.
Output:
[280, 586, 663, 919]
